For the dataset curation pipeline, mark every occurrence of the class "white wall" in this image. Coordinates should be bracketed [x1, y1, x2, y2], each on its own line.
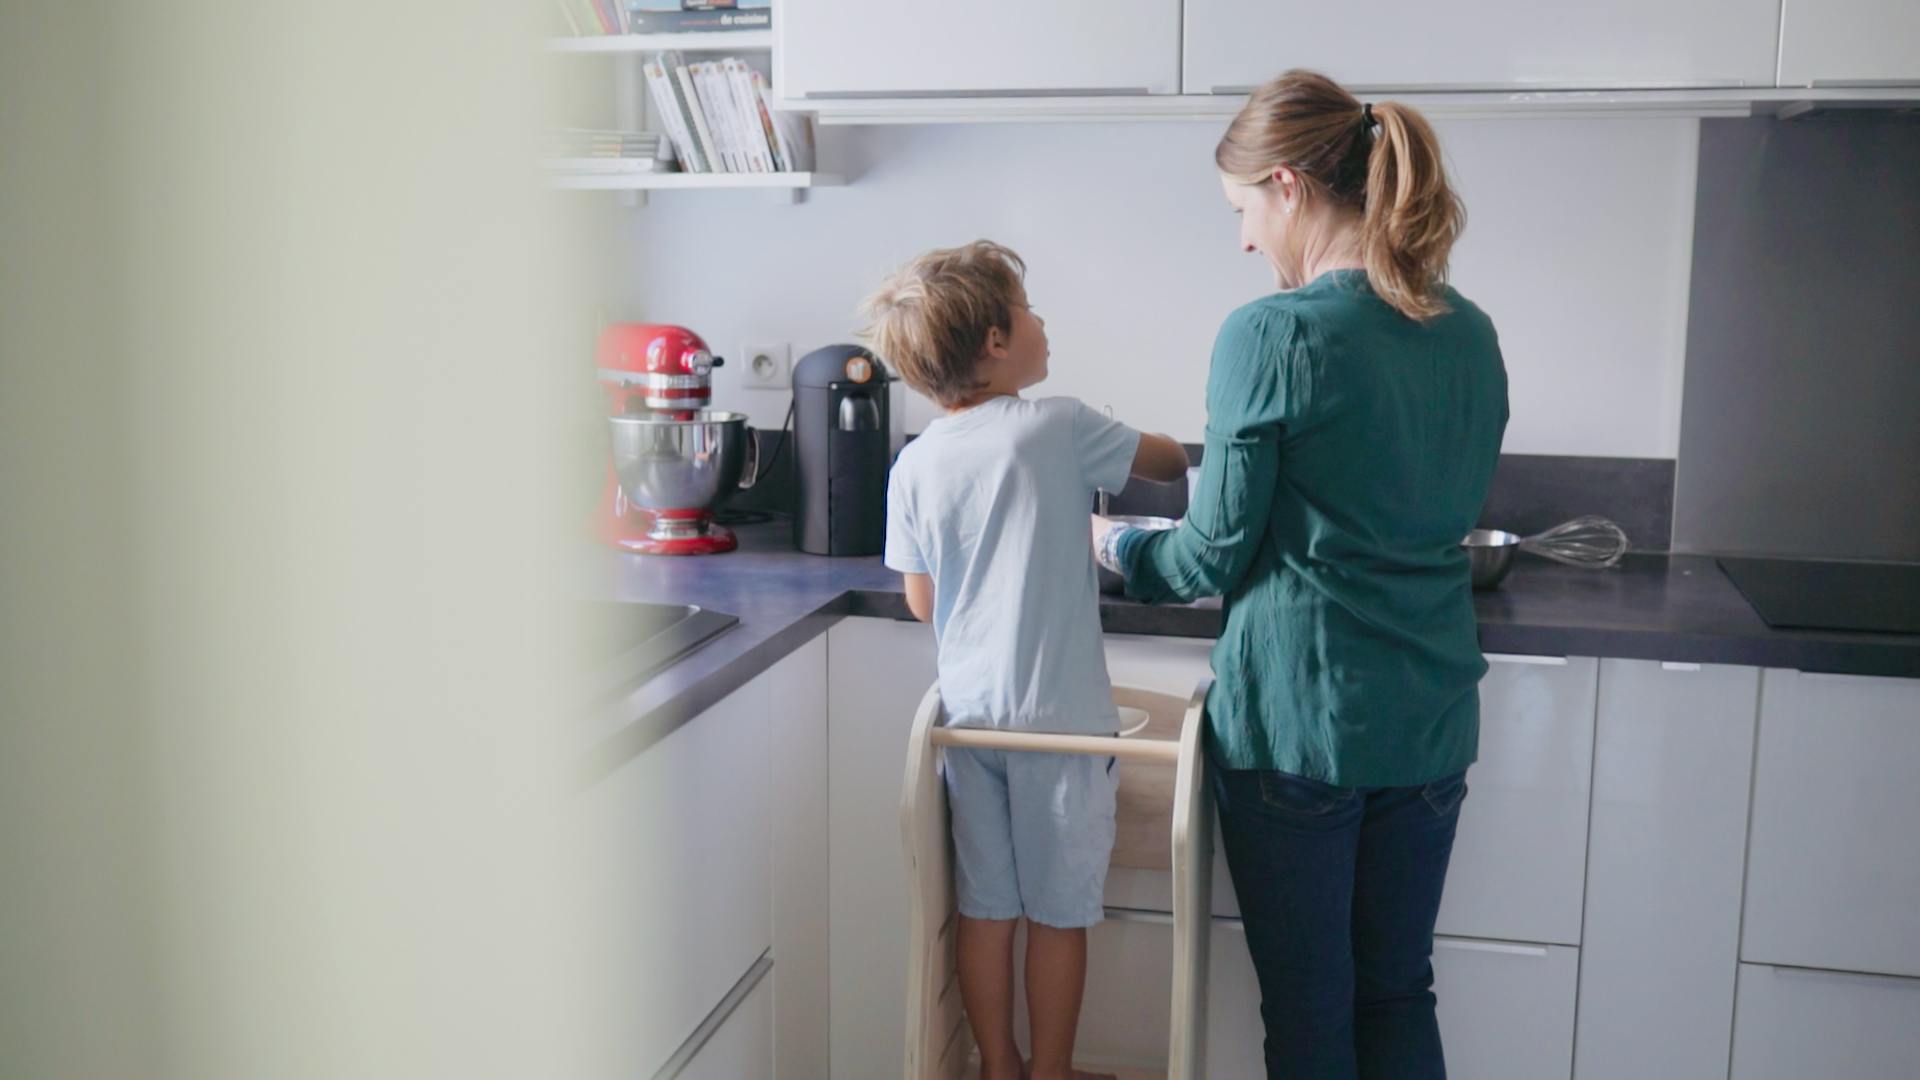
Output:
[622, 116, 1698, 458]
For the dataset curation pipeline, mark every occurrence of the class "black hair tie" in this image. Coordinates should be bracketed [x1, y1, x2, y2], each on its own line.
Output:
[1362, 102, 1376, 129]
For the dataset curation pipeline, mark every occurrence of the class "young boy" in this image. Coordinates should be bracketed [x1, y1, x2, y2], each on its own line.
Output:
[861, 241, 1188, 1080]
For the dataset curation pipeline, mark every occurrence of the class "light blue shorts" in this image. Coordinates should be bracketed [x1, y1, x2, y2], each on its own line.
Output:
[942, 746, 1118, 929]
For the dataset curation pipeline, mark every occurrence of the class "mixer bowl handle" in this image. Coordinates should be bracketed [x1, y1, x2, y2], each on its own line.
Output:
[738, 426, 761, 490]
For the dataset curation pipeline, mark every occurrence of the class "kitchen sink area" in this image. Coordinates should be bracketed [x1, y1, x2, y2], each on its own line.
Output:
[577, 600, 739, 705]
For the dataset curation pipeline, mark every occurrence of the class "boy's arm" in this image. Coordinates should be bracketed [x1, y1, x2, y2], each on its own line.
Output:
[1130, 433, 1188, 483]
[902, 573, 935, 623]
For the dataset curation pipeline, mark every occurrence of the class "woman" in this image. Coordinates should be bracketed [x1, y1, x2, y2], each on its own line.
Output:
[1095, 71, 1508, 1079]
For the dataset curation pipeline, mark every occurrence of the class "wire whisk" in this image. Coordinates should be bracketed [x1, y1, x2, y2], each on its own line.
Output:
[1520, 516, 1630, 569]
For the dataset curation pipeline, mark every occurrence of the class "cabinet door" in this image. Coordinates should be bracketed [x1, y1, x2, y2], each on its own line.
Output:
[767, 637, 829, 1079]
[1730, 963, 1920, 1080]
[680, 962, 775, 1080]
[1433, 937, 1579, 1080]
[1044, 913, 1175, 1071]
[1574, 661, 1758, 1080]
[1436, 655, 1597, 947]
[1204, 919, 1268, 1078]
[1779, 0, 1920, 86]
[1743, 670, 1920, 979]
[827, 618, 938, 1080]
[1183, 0, 1778, 93]
[1072, 912, 1267, 1076]
[779, 0, 1181, 99]
[573, 674, 772, 1079]
[1100, 635, 1244, 919]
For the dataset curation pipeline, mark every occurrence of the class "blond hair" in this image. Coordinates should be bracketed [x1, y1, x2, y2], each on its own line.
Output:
[858, 240, 1028, 407]
[1217, 70, 1465, 321]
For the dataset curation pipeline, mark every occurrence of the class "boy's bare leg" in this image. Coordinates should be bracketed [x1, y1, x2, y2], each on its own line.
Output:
[1024, 922, 1114, 1080]
[957, 915, 1024, 1080]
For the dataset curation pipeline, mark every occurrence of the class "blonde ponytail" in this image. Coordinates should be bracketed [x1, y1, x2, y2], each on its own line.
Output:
[1359, 101, 1464, 321]
[1216, 70, 1465, 321]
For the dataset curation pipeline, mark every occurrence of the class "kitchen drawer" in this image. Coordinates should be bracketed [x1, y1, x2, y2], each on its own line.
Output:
[679, 957, 774, 1080]
[1434, 936, 1579, 1080]
[1743, 669, 1920, 978]
[1437, 655, 1598, 946]
[573, 673, 772, 1078]
[1574, 660, 1757, 1080]
[1729, 962, 1920, 1080]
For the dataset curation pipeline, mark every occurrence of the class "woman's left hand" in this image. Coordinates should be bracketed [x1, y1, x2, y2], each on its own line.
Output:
[1091, 514, 1128, 575]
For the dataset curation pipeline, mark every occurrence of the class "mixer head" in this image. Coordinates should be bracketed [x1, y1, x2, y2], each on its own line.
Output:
[596, 323, 722, 414]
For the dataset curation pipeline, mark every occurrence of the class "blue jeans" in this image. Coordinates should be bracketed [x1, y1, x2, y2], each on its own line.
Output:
[1212, 761, 1468, 1080]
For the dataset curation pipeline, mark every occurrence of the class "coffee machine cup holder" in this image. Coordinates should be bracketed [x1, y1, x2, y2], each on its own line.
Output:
[838, 394, 882, 433]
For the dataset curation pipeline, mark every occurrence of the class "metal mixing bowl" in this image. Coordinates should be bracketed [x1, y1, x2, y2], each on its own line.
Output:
[1098, 514, 1178, 594]
[1464, 528, 1521, 589]
[608, 410, 757, 512]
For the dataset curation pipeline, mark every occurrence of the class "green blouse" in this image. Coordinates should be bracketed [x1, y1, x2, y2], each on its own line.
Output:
[1119, 270, 1509, 787]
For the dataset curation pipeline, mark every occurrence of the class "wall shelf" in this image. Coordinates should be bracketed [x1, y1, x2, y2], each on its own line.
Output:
[784, 85, 1920, 125]
[546, 31, 773, 54]
[546, 170, 840, 191]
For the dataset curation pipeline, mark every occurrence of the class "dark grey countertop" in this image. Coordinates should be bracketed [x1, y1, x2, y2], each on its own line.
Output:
[587, 521, 1920, 771]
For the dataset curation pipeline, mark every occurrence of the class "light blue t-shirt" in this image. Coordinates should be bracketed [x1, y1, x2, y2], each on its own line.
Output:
[884, 396, 1142, 734]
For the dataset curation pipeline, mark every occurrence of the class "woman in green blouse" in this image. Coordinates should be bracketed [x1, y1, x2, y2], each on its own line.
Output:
[1095, 71, 1508, 1080]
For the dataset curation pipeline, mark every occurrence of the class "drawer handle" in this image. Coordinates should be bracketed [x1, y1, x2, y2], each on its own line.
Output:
[1660, 662, 1702, 672]
[1769, 964, 1920, 989]
[1435, 938, 1551, 958]
[653, 949, 773, 1080]
[1485, 653, 1570, 667]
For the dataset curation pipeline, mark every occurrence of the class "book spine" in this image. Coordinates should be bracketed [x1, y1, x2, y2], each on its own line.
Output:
[643, 60, 701, 172]
[683, 59, 725, 170]
[624, 9, 771, 32]
[690, 61, 737, 172]
[670, 53, 726, 173]
[706, 62, 748, 172]
[590, 0, 618, 34]
[728, 60, 776, 172]
[744, 73, 783, 171]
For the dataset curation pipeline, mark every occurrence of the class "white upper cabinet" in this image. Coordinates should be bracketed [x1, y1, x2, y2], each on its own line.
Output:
[1183, 0, 1780, 93]
[1778, 0, 1920, 86]
[778, 0, 1181, 99]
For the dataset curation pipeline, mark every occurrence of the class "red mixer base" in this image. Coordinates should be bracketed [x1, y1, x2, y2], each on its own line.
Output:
[613, 524, 738, 556]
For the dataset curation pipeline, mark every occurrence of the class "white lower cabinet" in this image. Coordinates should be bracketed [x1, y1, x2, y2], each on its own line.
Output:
[767, 637, 830, 1080]
[1730, 963, 1920, 1079]
[680, 962, 775, 1080]
[1437, 655, 1598, 947]
[826, 617, 938, 1080]
[573, 672, 773, 1079]
[1574, 660, 1759, 1080]
[1049, 914, 1177, 1071]
[1743, 670, 1920, 979]
[1434, 937, 1579, 1080]
[1204, 919, 1267, 1077]
[1069, 913, 1265, 1077]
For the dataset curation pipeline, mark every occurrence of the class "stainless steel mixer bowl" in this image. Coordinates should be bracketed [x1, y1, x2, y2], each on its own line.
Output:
[1098, 515, 1178, 594]
[608, 410, 757, 512]
[1464, 528, 1521, 589]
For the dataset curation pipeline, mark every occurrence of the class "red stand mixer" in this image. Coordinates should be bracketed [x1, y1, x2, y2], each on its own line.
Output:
[597, 323, 758, 556]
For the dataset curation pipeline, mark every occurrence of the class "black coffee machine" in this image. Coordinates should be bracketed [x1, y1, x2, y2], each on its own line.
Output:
[792, 344, 893, 556]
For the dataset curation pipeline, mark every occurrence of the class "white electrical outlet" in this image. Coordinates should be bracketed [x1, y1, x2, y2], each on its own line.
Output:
[741, 342, 790, 389]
